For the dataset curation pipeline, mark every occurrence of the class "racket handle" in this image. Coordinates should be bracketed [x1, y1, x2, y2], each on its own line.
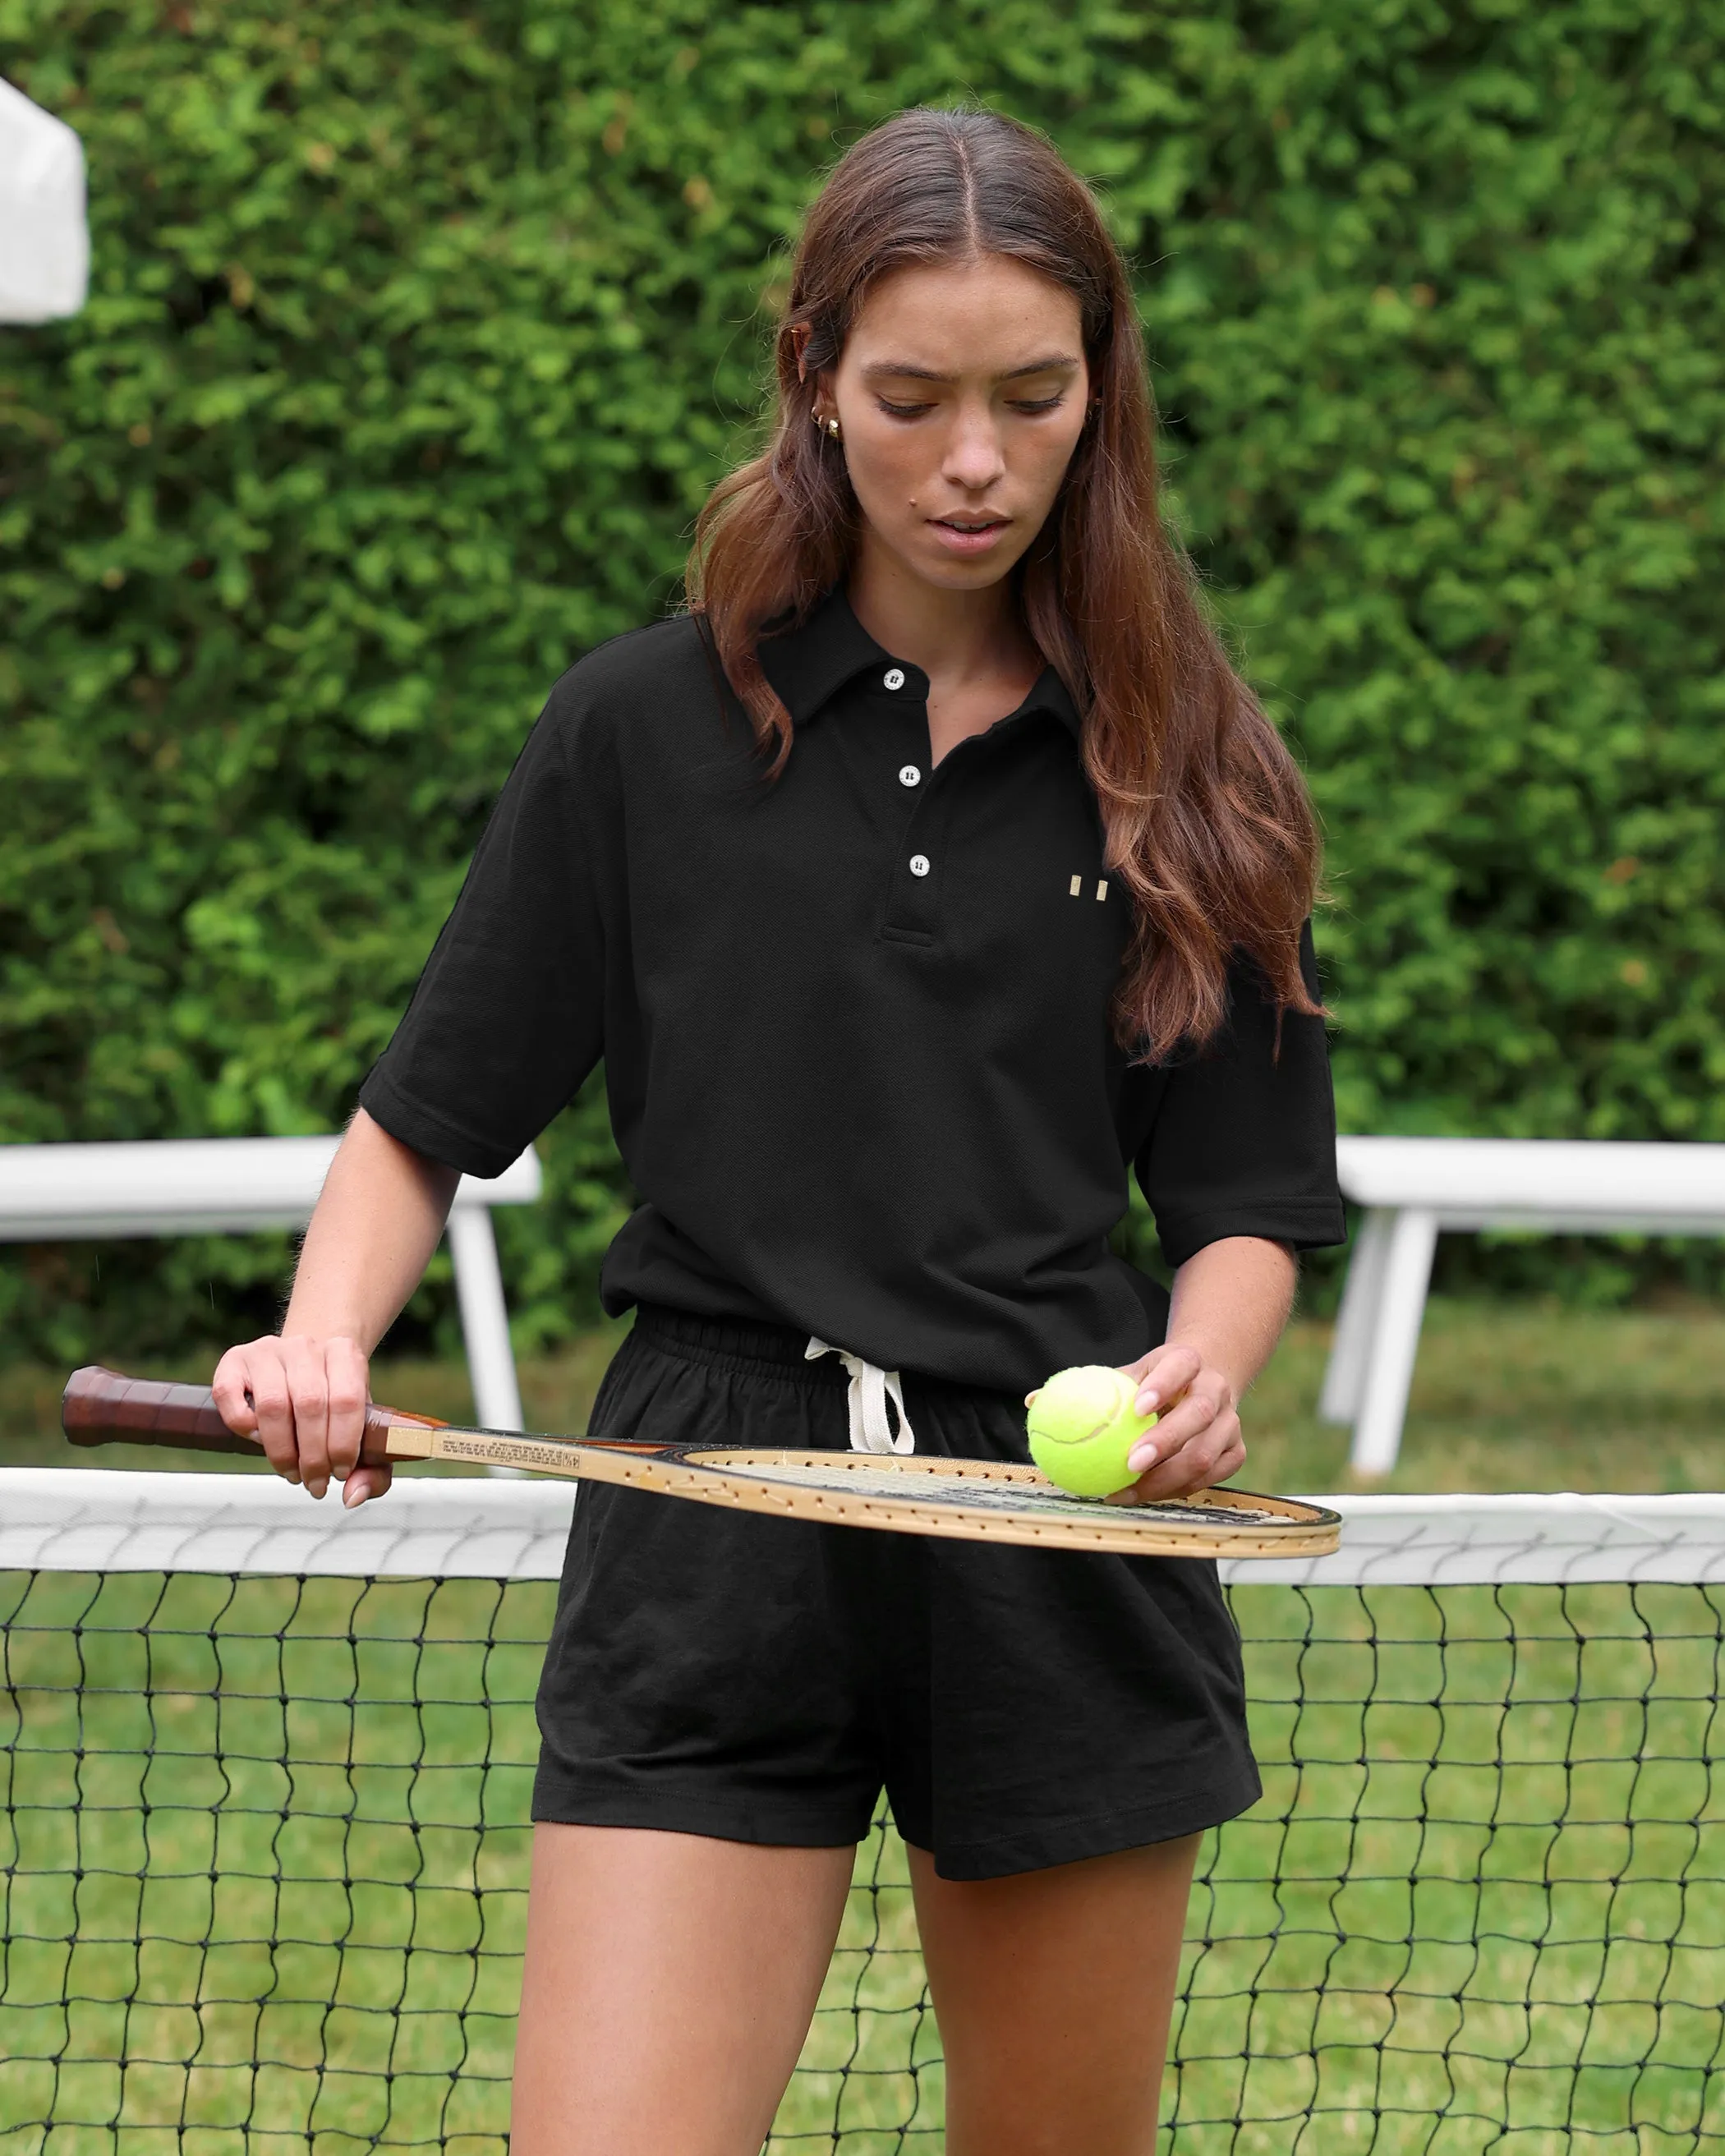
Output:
[61, 1366, 438, 1464]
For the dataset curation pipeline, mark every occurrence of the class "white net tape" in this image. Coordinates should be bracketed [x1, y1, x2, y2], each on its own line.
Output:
[2, 1467, 1723, 1583]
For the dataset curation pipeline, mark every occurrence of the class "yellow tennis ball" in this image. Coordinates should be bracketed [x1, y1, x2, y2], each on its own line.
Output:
[1024, 1364, 1157, 1498]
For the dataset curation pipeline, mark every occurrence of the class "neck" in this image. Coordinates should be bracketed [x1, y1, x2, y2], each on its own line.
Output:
[845, 535, 1039, 691]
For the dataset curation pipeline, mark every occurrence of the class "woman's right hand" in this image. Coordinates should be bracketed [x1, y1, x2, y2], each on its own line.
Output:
[211, 1333, 392, 1506]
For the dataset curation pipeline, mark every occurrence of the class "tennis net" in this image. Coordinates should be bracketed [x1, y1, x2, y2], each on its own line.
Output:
[3, 1471, 1723, 2154]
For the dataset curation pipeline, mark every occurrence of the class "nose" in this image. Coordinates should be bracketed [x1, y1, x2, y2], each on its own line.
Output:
[941, 398, 1006, 493]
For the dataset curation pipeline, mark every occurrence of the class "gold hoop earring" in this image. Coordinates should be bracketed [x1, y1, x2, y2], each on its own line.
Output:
[812, 411, 841, 442]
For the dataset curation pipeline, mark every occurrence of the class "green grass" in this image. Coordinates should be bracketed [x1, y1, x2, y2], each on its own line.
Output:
[4, 1302, 1723, 2152]
[1240, 1296, 1725, 1498]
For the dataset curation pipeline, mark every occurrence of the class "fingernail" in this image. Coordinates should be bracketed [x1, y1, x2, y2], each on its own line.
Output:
[343, 1483, 363, 1509]
[1129, 1441, 1159, 1472]
[1136, 1391, 1158, 1414]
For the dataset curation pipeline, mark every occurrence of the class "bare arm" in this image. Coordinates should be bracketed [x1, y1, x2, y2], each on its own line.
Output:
[211, 1107, 461, 1505]
[1111, 1234, 1299, 1503]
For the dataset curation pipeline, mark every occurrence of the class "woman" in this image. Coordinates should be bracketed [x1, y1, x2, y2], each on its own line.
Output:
[214, 108, 1343, 2156]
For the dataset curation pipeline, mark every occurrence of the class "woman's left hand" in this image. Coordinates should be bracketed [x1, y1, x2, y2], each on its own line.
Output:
[1105, 1343, 1244, 1504]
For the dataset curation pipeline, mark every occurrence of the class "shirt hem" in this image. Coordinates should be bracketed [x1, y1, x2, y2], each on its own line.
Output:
[356, 1069, 523, 1181]
[1157, 1201, 1347, 1269]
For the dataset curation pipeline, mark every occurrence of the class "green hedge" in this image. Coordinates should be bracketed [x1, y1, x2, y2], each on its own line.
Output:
[3, 0, 1723, 1364]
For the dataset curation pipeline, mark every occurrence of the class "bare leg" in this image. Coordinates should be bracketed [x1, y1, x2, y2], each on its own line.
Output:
[908, 1835, 1199, 2156]
[510, 1823, 856, 2156]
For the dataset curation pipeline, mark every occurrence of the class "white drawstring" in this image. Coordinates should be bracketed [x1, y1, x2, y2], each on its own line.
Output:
[805, 1338, 916, 1455]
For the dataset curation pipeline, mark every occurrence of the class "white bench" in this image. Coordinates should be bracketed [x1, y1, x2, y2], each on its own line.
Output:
[1320, 1136, 1725, 1475]
[0, 1137, 541, 1432]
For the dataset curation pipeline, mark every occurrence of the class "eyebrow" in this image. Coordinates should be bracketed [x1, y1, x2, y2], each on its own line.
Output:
[859, 353, 1083, 385]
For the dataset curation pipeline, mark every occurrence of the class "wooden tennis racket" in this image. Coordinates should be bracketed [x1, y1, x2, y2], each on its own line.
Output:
[62, 1365, 1341, 1561]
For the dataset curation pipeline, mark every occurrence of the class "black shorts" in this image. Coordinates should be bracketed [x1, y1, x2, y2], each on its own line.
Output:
[531, 1305, 1261, 1880]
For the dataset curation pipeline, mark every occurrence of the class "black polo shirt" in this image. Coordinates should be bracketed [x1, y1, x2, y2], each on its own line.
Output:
[358, 584, 1345, 1394]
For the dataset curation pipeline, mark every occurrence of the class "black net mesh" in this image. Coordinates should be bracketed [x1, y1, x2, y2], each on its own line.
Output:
[2, 1567, 1721, 2154]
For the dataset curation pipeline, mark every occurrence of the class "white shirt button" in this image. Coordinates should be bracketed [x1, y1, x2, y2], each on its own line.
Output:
[883, 667, 906, 692]
[898, 764, 921, 788]
[908, 853, 931, 878]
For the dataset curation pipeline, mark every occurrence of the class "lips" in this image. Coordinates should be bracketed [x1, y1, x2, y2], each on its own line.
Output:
[928, 514, 1011, 555]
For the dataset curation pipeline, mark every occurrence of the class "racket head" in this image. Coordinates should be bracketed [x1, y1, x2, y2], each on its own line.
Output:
[556, 1440, 1341, 1559]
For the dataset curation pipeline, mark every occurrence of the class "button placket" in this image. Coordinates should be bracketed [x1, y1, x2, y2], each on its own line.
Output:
[872, 673, 936, 937]
[883, 831, 940, 936]
[881, 711, 1042, 943]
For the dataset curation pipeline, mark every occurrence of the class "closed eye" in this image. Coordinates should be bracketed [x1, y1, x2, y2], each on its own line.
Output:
[875, 393, 1070, 421]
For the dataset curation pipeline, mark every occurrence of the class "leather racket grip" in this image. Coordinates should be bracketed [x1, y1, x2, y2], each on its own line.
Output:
[62, 1365, 427, 1462]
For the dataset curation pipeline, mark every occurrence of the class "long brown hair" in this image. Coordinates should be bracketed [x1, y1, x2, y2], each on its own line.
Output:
[688, 106, 1322, 1060]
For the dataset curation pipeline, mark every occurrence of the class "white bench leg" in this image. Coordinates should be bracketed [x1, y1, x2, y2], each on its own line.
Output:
[446, 1207, 526, 1448]
[1348, 1207, 1438, 1477]
[1318, 1207, 1395, 1424]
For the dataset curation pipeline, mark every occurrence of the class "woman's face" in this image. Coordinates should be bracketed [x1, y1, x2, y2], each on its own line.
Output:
[812, 255, 1092, 593]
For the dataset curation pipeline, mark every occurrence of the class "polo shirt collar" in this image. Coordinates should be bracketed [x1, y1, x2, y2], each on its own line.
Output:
[757, 582, 1083, 743]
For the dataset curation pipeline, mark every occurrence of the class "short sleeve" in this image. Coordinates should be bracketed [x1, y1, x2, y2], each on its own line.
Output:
[1132, 922, 1346, 1268]
[356, 689, 608, 1179]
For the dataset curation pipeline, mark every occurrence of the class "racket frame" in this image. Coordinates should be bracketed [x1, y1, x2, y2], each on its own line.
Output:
[366, 1422, 1341, 1560]
[61, 1365, 1341, 1561]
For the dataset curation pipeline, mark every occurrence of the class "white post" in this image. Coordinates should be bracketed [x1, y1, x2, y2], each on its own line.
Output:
[1348, 1207, 1438, 1478]
[1318, 1207, 1395, 1425]
[445, 1205, 526, 1440]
